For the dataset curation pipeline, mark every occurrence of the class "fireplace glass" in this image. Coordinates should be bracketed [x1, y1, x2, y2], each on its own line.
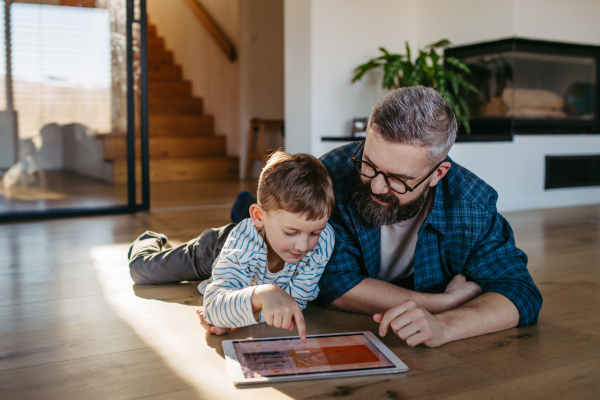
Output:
[445, 38, 600, 135]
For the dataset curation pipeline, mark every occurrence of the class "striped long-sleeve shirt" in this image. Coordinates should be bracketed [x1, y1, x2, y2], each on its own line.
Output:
[198, 218, 335, 328]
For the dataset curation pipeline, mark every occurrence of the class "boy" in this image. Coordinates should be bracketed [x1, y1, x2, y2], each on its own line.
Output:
[128, 151, 335, 339]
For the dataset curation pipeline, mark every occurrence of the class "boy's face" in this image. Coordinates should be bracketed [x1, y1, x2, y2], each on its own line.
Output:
[257, 208, 329, 264]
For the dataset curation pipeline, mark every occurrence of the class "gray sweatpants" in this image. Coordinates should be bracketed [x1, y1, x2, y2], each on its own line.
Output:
[128, 224, 236, 284]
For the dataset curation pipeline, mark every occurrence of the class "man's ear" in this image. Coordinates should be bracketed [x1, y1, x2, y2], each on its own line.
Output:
[429, 161, 451, 187]
[249, 204, 265, 228]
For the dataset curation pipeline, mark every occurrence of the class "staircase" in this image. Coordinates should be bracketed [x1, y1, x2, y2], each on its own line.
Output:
[100, 23, 239, 184]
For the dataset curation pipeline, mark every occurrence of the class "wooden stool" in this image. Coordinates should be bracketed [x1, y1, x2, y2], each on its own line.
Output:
[245, 118, 284, 179]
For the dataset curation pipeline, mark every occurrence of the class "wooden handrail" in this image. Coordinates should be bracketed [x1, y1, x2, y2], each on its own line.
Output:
[183, 0, 237, 62]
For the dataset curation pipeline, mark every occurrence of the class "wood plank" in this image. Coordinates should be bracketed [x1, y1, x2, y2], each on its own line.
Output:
[147, 49, 174, 65]
[182, 0, 237, 62]
[149, 97, 204, 115]
[148, 81, 192, 97]
[149, 114, 215, 137]
[148, 64, 182, 81]
[102, 136, 227, 160]
[111, 157, 239, 184]
[147, 24, 157, 38]
[147, 36, 165, 49]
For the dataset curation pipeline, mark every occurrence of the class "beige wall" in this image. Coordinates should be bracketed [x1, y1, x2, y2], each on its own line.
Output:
[147, 0, 241, 157]
[240, 0, 284, 178]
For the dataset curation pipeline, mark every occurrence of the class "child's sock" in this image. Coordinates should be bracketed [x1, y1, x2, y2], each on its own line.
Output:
[230, 191, 256, 223]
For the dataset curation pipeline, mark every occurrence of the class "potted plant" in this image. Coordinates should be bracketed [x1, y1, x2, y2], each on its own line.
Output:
[352, 39, 478, 133]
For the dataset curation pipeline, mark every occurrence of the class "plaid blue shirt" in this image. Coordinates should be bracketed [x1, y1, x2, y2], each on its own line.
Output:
[319, 142, 542, 326]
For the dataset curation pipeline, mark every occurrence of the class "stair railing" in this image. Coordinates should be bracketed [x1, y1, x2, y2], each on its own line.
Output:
[183, 0, 237, 62]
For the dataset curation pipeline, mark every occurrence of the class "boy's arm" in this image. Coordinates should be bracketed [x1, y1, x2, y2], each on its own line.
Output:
[280, 224, 335, 310]
[202, 250, 260, 328]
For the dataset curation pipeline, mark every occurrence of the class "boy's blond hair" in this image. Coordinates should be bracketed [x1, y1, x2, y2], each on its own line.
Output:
[257, 150, 334, 220]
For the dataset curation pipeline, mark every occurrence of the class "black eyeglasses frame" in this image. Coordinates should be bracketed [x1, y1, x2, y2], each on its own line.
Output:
[350, 140, 443, 194]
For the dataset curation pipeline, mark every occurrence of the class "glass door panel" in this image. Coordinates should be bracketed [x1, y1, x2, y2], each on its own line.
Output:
[0, 0, 148, 219]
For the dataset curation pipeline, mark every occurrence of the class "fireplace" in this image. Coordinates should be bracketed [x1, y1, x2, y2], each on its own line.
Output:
[445, 38, 600, 136]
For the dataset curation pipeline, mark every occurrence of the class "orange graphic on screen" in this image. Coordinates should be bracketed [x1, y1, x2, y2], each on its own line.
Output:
[290, 345, 379, 368]
[323, 345, 380, 365]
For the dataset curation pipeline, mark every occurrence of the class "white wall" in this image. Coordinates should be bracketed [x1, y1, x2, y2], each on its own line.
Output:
[416, 0, 515, 47]
[417, 0, 600, 47]
[240, 0, 284, 178]
[285, 0, 416, 156]
[514, 0, 600, 45]
[284, 0, 313, 155]
[449, 136, 600, 211]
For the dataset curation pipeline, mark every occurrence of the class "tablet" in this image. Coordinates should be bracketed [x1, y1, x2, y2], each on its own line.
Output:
[222, 331, 408, 385]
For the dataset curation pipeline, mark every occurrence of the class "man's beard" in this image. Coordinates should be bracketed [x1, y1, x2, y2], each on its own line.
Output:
[351, 176, 430, 226]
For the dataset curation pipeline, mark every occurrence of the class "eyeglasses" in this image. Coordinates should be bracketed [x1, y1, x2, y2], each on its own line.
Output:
[350, 140, 442, 195]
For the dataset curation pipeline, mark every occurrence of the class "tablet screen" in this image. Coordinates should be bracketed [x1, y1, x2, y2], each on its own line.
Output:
[232, 333, 395, 378]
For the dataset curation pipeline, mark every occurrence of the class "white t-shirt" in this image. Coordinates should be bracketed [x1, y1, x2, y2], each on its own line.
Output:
[378, 193, 432, 283]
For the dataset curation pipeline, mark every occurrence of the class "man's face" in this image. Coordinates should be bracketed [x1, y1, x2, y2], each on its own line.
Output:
[351, 129, 447, 226]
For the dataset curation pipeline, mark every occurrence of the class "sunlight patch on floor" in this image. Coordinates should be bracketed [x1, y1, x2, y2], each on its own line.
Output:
[90, 244, 291, 399]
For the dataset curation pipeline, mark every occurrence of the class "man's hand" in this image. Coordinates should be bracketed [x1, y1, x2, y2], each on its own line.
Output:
[443, 274, 482, 309]
[252, 284, 307, 339]
[374, 300, 446, 348]
[197, 307, 231, 335]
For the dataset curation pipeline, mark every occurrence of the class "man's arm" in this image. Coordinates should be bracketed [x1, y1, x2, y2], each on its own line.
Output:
[328, 274, 482, 315]
[375, 210, 541, 347]
[376, 292, 519, 347]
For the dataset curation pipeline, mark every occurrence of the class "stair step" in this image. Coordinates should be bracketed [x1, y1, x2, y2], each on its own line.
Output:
[147, 24, 157, 37]
[112, 157, 239, 184]
[147, 36, 165, 49]
[148, 64, 182, 81]
[148, 50, 173, 65]
[148, 81, 192, 97]
[149, 114, 214, 136]
[149, 97, 203, 115]
[102, 135, 227, 160]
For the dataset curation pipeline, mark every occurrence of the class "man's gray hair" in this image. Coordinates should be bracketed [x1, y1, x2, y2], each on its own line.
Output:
[367, 86, 457, 164]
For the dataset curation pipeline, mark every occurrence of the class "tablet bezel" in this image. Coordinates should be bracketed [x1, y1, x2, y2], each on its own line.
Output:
[222, 331, 408, 385]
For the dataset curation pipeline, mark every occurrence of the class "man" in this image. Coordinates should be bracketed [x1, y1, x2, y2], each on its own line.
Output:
[318, 86, 542, 348]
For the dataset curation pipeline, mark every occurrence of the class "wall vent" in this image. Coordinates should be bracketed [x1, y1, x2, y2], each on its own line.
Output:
[545, 155, 600, 189]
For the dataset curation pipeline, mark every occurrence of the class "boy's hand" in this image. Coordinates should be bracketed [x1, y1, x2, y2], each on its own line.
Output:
[252, 284, 307, 339]
[197, 307, 231, 335]
[443, 274, 482, 310]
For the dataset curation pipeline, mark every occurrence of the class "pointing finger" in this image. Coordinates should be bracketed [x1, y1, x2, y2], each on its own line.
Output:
[294, 309, 307, 339]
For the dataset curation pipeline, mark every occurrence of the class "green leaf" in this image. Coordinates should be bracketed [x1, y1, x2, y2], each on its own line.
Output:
[383, 59, 403, 89]
[429, 48, 440, 65]
[378, 47, 390, 56]
[409, 56, 424, 86]
[455, 74, 479, 93]
[426, 39, 451, 49]
[462, 119, 471, 134]
[435, 68, 446, 94]
[352, 37, 474, 134]
[457, 95, 470, 117]
[352, 60, 380, 82]
[401, 61, 413, 87]
[445, 56, 471, 74]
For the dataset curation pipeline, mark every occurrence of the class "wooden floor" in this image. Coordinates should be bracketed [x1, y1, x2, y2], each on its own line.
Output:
[0, 171, 247, 213]
[1, 182, 599, 399]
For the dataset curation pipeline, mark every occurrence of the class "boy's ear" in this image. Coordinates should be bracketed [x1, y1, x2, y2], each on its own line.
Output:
[249, 204, 265, 228]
